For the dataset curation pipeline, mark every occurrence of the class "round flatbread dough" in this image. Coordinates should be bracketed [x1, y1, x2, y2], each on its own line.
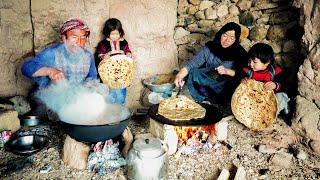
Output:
[98, 54, 135, 89]
[158, 95, 206, 120]
[231, 79, 278, 131]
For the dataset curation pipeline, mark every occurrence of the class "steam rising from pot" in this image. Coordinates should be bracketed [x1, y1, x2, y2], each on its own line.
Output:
[35, 79, 130, 125]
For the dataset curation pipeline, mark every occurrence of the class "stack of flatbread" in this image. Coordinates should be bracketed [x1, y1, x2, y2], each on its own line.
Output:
[158, 95, 206, 120]
[231, 79, 278, 131]
[98, 54, 135, 89]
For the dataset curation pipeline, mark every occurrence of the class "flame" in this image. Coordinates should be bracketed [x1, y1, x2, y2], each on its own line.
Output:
[174, 124, 216, 145]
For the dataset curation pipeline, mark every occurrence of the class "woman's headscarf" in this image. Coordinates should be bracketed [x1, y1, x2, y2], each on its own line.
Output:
[205, 22, 247, 63]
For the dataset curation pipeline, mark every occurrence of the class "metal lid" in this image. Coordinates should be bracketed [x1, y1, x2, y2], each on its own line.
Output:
[133, 137, 167, 159]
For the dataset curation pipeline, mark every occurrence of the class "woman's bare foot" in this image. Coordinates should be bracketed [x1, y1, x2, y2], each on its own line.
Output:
[121, 127, 133, 157]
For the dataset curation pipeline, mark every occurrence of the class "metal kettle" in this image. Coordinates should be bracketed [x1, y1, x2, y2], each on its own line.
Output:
[127, 137, 168, 180]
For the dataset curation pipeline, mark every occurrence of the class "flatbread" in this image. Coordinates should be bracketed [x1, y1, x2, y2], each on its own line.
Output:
[98, 55, 135, 89]
[158, 95, 206, 120]
[231, 79, 278, 131]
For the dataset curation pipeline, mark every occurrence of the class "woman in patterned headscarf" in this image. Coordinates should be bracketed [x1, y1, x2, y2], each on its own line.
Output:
[174, 22, 248, 104]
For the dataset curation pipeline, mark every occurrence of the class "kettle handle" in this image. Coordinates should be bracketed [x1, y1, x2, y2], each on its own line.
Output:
[160, 139, 169, 152]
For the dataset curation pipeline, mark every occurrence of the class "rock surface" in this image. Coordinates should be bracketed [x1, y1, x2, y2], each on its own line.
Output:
[0, 110, 20, 133]
[0, 0, 33, 96]
[292, 0, 320, 155]
[9, 96, 31, 115]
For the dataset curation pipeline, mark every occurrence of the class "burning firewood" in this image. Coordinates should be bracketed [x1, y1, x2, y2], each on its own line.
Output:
[174, 124, 216, 145]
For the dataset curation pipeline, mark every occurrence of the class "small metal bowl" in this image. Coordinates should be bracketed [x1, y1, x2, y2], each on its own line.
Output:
[143, 74, 175, 93]
[5, 135, 49, 155]
[20, 116, 42, 127]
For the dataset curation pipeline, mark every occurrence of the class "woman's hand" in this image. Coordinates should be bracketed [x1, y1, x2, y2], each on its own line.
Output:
[174, 67, 188, 88]
[264, 81, 277, 91]
[216, 65, 235, 76]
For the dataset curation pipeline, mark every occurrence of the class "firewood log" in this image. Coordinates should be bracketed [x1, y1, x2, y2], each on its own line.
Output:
[62, 135, 90, 170]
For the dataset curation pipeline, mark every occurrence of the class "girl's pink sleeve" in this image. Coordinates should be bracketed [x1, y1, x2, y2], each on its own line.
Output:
[97, 42, 108, 55]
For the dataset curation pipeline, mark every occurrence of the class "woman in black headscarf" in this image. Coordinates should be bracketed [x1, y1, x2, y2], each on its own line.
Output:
[174, 22, 248, 103]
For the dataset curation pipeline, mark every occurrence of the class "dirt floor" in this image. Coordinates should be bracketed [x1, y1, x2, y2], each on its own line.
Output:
[1, 111, 320, 179]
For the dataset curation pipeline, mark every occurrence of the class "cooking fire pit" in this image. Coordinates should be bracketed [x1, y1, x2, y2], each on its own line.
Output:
[148, 103, 226, 151]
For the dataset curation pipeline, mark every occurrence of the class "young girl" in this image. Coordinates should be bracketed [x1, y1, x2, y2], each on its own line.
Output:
[242, 43, 290, 114]
[95, 18, 132, 105]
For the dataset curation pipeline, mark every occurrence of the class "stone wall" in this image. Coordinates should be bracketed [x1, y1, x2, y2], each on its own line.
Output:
[175, 0, 320, 155]
[174, 0, 303, 87]
[0, 0, 33, 96]
[109, 0, 178, 108]
[291, 0, 320, 155]
[31, 0, 110, 53]
[0, 0, 178, 109]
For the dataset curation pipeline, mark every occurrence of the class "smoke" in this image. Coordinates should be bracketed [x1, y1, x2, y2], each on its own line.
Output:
[35, 79, 130, 125]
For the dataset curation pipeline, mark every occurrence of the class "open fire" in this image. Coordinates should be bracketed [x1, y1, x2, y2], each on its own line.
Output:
[174, 124, 217, 145]
[149, 115, 231, 154]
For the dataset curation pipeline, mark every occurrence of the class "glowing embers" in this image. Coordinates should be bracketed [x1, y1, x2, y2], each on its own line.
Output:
[172, 124, 219, 155]
[174, 124, 216, 146]
[149, 117, 229, 155]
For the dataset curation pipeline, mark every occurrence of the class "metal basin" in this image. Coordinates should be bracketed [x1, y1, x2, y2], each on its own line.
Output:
[5, 135, 49, 155]
[20, 116, 43, 127]
[143, 74, 175, 93]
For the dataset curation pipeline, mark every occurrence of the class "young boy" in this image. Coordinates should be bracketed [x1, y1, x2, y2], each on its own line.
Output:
[242, 43, 290, 114]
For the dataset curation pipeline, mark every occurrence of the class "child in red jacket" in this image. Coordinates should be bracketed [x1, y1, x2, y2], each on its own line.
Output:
[242, 43, 290, 114]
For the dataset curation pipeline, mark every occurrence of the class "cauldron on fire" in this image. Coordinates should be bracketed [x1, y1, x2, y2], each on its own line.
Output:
[59, 107, 132, 143]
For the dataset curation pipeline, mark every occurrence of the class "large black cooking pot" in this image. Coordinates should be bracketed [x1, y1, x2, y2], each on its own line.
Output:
[59, 115, 131, 143]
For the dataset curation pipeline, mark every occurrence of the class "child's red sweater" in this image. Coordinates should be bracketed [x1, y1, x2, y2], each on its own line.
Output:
[242, 65, 283, 92]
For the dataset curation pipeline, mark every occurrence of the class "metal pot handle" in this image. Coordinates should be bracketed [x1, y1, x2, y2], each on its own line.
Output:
[160, 140, 169, 152]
